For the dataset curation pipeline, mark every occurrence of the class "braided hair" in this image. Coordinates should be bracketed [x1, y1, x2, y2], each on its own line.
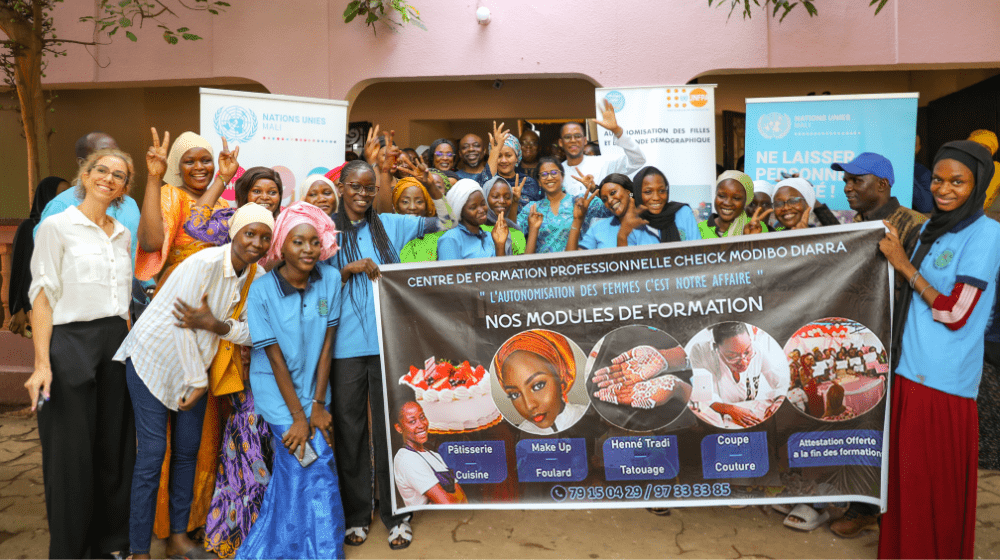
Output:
[334, 159, 400, 330]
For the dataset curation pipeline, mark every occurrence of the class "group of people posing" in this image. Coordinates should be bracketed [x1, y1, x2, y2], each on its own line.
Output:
[12, 108, 1000, 559]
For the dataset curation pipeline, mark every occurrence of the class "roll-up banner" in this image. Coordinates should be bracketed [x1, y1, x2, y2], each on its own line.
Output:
[376, 224, 892, 514]
[594, 86, 718, 220]
[745, 93, 919, 212]
[199, 88, 348, 207]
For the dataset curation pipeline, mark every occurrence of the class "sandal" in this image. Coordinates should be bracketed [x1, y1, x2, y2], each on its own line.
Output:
[344, 525, 369, 547]
[646, 507, 671, 516]
[783, 504, 831, 532]
[388, 519, 413, 550]
[771, 503, 794, 515]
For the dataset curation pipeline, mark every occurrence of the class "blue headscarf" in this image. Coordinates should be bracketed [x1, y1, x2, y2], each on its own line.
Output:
[503, 135, 522, 165]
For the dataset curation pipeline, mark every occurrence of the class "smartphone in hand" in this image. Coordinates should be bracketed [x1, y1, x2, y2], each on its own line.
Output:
[281, 429, 319, 468]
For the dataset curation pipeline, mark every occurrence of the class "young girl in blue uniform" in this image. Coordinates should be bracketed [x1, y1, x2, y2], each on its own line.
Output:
[238, 201, 344, 559]
[565, 173, 663, 250]
[437, 178, 513, 261]
[326, 160, 439, 550]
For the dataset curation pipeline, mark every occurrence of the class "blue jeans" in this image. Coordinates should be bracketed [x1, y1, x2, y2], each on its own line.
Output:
[125, 359, 207, 555]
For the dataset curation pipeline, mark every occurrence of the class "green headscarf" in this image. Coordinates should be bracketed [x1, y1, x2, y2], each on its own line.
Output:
[715, 170, 755, 237]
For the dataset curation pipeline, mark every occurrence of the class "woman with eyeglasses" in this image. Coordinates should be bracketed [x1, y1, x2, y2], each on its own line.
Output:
[326, 158, 440, 550]
[24, 148, 136, 559]
[427, 138, 458, 172]
[770, 177, 842, 231]
[518, 157, 604, 254]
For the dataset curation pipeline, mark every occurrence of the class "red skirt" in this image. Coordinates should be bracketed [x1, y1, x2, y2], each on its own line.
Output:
[878, 375, 978, 559]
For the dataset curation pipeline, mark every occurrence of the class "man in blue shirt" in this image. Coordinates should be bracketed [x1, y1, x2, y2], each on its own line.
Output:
[34, 132, 141, 258]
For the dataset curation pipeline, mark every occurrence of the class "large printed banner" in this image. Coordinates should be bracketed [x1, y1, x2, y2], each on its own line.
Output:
[595, 86, 717, 219]
[199, 88, 348, 207]
[376, 224, 892, 514]
[745, 93, 918, 211]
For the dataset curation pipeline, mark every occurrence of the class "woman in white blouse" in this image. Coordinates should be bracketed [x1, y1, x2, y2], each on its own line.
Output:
[24, 148, 136, 559]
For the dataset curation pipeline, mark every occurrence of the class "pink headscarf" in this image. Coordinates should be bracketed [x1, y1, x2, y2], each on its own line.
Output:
[267, 201, 340, 262]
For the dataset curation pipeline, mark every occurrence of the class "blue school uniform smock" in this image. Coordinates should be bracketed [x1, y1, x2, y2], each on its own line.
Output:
[673, 206, 701, 242]
[239, 262, 345, 560]
[437, 225, 512, 261]
[325, 213, 429, 359]
[248, 262, 342, 424]
[578, 216, 662, 250]
[897, 215, 1000, 399]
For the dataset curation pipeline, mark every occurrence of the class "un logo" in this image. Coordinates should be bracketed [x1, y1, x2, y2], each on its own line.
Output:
[757, 112, 791, 140]
[214, 106, 258, 143]
[604, 91, 626, 112]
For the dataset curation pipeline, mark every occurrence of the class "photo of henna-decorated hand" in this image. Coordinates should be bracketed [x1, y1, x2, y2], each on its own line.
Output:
[593, 374, 692, 410]
[585, 326, 694, 432]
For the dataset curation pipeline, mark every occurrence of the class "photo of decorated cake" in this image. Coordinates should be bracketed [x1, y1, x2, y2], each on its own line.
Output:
[399, 357, 502, 433]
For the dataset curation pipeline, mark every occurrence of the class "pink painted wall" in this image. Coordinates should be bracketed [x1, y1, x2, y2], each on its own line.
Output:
[41, 0, 1000, 101]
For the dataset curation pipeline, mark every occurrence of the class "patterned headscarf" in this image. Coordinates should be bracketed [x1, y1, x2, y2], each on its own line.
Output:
[428, 168, 452, 193]
[503, 134, 523, 165]
[715, 170, 755, 237]
[164, 131, 213, 188]
[267, 201, 340, 262]
[392, 177, 436, 217]
[495, 329, 577, 401]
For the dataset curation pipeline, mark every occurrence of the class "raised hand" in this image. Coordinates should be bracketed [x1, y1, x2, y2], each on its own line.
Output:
[744, 206, 773, 235]
[488, 120, 509, 152]
[363, 124, 382, 165]
[492, 210, 510, 251]
[379, 140, 401, 174]
[217, 136, 240, 183]
[571, 167, 597, 193]
[592, 345, 669, 389]
[879, 220, 909, 268]
[620, 199, 649, 231]
[792, 206, 811, 230]
[594, 375, 681, 410]
[594, 99, 621, 135]
[146, 127, 169, 178]
[512, 174, 526, 201]
[573, 189, 597, 221]
[527, 203, 544, 231]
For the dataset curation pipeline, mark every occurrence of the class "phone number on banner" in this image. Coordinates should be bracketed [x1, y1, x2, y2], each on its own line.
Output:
[551, 482, 732, 502]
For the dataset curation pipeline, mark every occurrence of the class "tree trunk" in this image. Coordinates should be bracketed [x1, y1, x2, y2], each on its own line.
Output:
[12, 40, 49, 202]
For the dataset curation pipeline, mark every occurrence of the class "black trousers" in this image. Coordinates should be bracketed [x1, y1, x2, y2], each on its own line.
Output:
[331, 355, 407, 530]
[38, 316, 135, 559]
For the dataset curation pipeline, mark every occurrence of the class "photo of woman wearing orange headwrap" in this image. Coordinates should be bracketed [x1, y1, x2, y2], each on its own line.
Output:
[492, 330, 589, 435]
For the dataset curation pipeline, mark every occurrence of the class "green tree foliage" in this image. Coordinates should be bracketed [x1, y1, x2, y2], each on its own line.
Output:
[343, 0, 425, 34]
[708, 0, 889, 22]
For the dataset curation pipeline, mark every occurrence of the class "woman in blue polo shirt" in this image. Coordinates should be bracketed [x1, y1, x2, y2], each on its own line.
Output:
[239, 202, 343, 559]
[437, 178, 513, 261]
[565, 173, 662, 250]
[325, 158, 438, 550]
[630, 166, 700, 243]
[877, 140, 1000, 559]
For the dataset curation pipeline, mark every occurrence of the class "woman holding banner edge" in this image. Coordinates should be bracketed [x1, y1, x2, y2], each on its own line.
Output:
[877, 140, 1000, 559]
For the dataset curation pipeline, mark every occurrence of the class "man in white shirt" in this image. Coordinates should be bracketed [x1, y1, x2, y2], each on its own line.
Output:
[561, 100, 647, 196]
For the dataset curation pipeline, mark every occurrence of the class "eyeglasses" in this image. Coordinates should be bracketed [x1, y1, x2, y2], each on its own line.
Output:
[561, 134, 585, 142]
[721, 345, 755, 366]
[91, 165, 128, 185]
[434, 151, 454, 158]
[539, 170, 562, 178]
[344, 182, 378, 195]
[773, 197, 805, 209]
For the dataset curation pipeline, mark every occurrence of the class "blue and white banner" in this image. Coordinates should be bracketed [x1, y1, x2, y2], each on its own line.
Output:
[199, 88, 348, 206]
[745, 93, 918, 211]
[595, 86, 718, 219]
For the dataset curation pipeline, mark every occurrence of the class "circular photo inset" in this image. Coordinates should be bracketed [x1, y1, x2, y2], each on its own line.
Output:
[684, 322, 790, 429]
[585, 326, 693, 432]
[783, 317, 888, 422]
[489, 329, 589, 435]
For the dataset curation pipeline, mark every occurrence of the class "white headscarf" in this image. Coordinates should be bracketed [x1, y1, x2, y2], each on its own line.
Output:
[752, 180, 774, 198]
[774, 177, 816, 208]
[164, 131, 213, 188]
[297, 174, 339, 212]
[445, 179, 482, 220]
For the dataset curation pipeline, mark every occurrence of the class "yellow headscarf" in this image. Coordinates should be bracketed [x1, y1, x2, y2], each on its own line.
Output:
[968, 129, 1000, 210]
[392, 177, 436, 217]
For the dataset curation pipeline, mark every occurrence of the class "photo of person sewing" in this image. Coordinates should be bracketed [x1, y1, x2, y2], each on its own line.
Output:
[585, 325, 694, 432]
[491, 330, 589, 435]
[686, 322, 790, 429]
[782, 318, 888, 421]
[392, 401, 468, 508]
